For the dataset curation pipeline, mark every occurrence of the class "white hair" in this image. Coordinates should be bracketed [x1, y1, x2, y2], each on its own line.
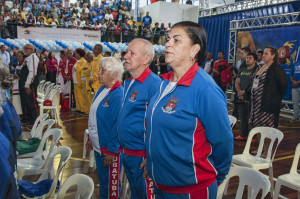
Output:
[131, 38, 154, 62]
[99, 55, 124, 81]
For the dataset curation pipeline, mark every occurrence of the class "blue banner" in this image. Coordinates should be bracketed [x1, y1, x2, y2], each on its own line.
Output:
[238, 26, 300, 100]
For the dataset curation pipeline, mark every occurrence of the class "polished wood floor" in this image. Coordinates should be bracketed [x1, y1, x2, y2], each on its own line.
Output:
[24, 104, 300, 199]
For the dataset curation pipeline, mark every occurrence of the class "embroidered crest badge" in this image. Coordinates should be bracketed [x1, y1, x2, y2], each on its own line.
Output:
[102, 97, 109, 107]
[162, 97, 178, 114]
[129, 90, 139, 102]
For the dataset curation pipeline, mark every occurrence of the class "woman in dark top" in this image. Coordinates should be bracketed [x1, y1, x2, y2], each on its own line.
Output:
[250, 46, 288, 128]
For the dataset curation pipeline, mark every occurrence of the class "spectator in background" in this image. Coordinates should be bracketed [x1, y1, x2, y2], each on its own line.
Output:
[6, 15, 17, 38]
[33, 0, 42, 10]
[129, 20, 137, 42]
[234, 53, 257, 141]
[44, 0, 51, 11]
[99, 18, 107, 41]
[142, 11, 152, 26]
[144, 24, 152, 41]
[114, 21, 122, 43]
[40, 6, 48, 18]
[10, 4, 18, 15]
[17, 14, 25, 26]
[165, 22, 171, 38]
[23, 0, 32, 8]
[49, 2, 60, 19]
[46, 51, 58, 84]
[36, 17, 48, 26]
[0, 45, 10, 66]
[5, 0, 13, 9]
[105, 9, 113, 21]
[204, 52, 214, 77]
[159, 23, 166, 45]
[149, 54, 158, 75]
[110, 1, 118, 12]
[256, 50, 264, 66]
[137, 21, 144, 38]
[31, 4, 41, 17]
[9, 47, 18, 74]
[158, 52, 167, 74]
[26, 13, 36, 26]
[289, 61, 300, 122]
[213, 51, 230, 91]
[106, 18, 115, 42]
[23, 2, 31, 16]
[122, 18, 130, 43]
[152, 22, 160, 45]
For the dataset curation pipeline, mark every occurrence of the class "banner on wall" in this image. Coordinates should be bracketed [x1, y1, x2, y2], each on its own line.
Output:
[237, 26, 300, 100]
[17, 27, 101, 43]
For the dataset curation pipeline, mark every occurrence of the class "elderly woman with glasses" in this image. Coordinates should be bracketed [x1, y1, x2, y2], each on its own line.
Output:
[86, 55, 124, 199]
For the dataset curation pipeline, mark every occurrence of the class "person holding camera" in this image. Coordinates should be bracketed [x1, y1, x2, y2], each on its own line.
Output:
[234, 53, 257, 141]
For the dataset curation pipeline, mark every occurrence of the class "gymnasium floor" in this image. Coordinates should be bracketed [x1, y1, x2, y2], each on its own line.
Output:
[24, 104, 300, 199]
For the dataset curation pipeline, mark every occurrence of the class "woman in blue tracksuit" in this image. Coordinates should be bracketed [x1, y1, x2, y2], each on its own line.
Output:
[144, 21, 233, 198]
[86, 56, 124, 199]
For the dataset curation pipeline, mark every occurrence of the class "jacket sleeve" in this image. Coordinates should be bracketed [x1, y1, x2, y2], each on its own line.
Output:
[196, 85, 233, 184]
[107, 92, 122, 155]
[25, 55, 38, 88]
[91, 59, 99, 82]
[274, 64, 288, 96]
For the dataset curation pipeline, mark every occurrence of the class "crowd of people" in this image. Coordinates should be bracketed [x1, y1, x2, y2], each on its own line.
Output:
[0, 0, 173, 44]
[1, 22, 235, 198]
[0, 19, 299, 199]
[202, 45, 296, 157]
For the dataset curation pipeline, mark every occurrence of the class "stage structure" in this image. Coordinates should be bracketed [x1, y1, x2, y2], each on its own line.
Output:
[226, 11, 300, 114]
[199, 0, 297, 17]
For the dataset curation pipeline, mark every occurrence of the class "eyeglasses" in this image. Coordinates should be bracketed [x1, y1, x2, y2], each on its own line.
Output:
[24, 47, 33, 50]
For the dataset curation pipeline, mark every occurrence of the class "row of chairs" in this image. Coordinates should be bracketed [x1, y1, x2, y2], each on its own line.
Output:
[17, 114, 94, 198]
[37, 80, 62, 124]
[225, 115, 300, 199]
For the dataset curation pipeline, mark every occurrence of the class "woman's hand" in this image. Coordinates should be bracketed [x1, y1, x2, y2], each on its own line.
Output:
[139, 159, 149, 179]
[104, 154, 113, 167]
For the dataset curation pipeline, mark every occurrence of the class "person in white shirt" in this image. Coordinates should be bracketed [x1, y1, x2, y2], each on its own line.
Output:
[23, 2, 31, 15]
[204, 53, 214, 77]
[104, 9, 113, 21]
[5, 0, 13, 9]
[256, 50, 265, 66]
[0, 45, 10, 66]
[81, 3, 89, 14]
[10, 4, 18, 15]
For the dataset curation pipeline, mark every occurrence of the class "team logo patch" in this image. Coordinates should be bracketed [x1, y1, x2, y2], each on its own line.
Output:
[162, 97, 179, 114]
[129, 90, 139, 102]
[102, 97, 109, 107]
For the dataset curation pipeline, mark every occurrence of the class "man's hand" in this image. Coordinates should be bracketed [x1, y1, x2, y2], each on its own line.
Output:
[25, 87, 31, 95]
[139, 159, 149, 179]
[86, 139, 93, 153]
[104, 154, 113, 167]
[13, 74, 19, 79]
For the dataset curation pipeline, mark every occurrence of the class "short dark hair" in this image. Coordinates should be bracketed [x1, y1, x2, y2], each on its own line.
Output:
[247, 53, 257, 61]
[256, 50, 263, 55]
[75, 48, 86, 58]
[121, 51, 126, 56]
[60, 50, 65, 55]
[265, 46, 278, 63]
[241, 47, 251, 54]
[218, 51, 224, 55]
[172, 21, 207, 65]
[94, 44, 103, 52]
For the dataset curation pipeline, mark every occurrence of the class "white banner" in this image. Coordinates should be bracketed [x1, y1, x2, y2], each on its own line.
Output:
[17, 26, 101, 42]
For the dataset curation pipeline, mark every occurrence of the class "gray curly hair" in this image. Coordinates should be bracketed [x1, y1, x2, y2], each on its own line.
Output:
[0, 59, 14, 89]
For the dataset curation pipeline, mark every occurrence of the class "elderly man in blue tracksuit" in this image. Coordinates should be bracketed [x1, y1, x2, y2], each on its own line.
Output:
[117, 39, 161, 199]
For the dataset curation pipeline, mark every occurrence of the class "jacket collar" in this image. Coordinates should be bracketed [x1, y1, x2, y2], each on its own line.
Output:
[126, 67, 151, 84]
[160, 62, 199, 87]
[110, 81, 121, 92]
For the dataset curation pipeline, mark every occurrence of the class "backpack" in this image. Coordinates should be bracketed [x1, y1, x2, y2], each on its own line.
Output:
[221, 67, 232, 86]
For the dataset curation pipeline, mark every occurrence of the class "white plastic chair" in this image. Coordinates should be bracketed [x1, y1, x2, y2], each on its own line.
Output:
[17, 128, 63, 159]
[228, 115, 237, 128]
[217, 166, 270, 199]
[38, 81, 50, 99]
[83, 129, 95, 168]
[232, 127, 284, 197]
[21, 119, 55, 140]
[39, 89, 61, 124]
[19, 114, 49, 140]
[274, 143, 300, 199]
[20, 146, 72, 199]
[37, 80, 45, 98]
[56, 174, 94, 199]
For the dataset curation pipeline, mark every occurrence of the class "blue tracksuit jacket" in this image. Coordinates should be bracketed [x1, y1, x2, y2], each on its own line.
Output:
[117, 67, 161, 151]
[145, 63, 233, 192]
[93, 82, 123, 155]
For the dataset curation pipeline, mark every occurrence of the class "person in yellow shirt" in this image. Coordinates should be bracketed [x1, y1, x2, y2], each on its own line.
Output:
[81, 51, 93, 113]
[89, 44, 103, 100]
[73, 48, 87, 114]
[38, 12, 47, 23]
